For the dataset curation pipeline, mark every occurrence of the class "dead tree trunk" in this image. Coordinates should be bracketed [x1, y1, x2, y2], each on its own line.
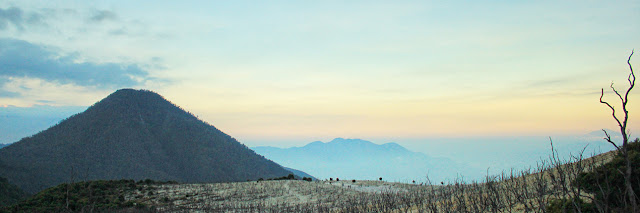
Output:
[599, 50, 637, 211]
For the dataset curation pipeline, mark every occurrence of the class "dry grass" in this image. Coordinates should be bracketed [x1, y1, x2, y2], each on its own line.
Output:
[117, 149, 616, 212]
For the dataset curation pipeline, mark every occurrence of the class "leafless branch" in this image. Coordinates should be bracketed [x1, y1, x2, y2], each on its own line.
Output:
[600, 89, 624, 130]
[602, 129, 620, 150]
[611, 82, 625, 102]
[626, 50, 635, 104]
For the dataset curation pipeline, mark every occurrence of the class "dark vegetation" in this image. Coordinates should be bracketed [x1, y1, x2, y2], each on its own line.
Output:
[0, 177, 27, 207]
[568, 139, 640, 212]
[0, 89, 291, 194]
[269, 174, 296, 181]
[283, 167, 317, 181]
[256, 173, 313, 181]
[1, 179, 175, 212]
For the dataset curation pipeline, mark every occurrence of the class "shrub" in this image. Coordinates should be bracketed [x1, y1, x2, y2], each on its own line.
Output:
[2, 179, 162, 212]
[546, 197, 596, 213]
[574, 139, 640, 209]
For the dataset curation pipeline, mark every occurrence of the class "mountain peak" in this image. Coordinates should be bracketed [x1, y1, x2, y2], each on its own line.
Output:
[328, 138, 371, 144]
[101, 88, 165, 104]
[0, 88, 291, 193]
[329, 138, 346, 143]
[303, 141, 325, 148]
[87, 88, 168, 113]
[113, 88, 139, 94]
[105, 88, 155, 99]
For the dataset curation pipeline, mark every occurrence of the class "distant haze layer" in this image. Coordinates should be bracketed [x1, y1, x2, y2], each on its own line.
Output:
[0, 104, 620, 180]
[253, 138, 478, 182]
[252, 134, 616, 181]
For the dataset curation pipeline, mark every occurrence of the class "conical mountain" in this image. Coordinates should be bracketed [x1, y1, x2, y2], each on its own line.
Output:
[0, 89, 291, 193]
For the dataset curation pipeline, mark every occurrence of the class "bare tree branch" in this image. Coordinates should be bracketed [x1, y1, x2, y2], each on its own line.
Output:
[600, 50, 637, 212]
[626, 50, 636, 104]
[611, 82, 625, 103]
[602, 129, 620, 150]
[600, 88, 624, 131]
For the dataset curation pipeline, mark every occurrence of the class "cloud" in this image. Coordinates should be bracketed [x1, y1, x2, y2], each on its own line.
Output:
[0, 38, 149, 89]
[0, 90, 19, 98]
[89, 10, 117, 23]
[0, 7, 43, 30]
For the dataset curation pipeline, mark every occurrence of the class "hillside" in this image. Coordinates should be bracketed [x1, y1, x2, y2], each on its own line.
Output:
[0, 144, 6, 150]
[0, 89, 291, 194]
[0, 176, 26, 207]
[252, 138, 479, 182]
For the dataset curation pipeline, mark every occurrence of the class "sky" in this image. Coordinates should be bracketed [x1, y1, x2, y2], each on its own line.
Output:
[1, 1, 639, 151]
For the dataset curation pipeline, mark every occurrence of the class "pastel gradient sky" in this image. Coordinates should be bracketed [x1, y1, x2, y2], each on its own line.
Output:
[1, 1, 639, 147]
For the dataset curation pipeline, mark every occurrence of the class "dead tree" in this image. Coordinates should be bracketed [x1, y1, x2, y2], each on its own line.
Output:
[599, 50, 637, 211]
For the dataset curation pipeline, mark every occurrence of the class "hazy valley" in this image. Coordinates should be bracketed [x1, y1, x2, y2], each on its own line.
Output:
[252, 138, 480, 182]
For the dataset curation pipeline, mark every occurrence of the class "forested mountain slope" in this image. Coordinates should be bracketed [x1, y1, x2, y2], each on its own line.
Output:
[0, 89, 291, 193]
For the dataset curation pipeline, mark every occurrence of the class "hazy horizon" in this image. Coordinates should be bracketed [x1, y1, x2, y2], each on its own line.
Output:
[0, 104, 619, 180]
[1, 0, 639, 164]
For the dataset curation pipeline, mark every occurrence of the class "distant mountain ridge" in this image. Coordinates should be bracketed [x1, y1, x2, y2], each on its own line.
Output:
[0, 89, 292, 193]
[252, 138, 477, 182]
[0, 144, 6, 149]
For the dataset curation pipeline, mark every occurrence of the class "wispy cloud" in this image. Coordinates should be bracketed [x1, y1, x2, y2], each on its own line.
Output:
[2, 6, 156, 41]
[0, 38, 149, 89]
[88, 10, 117, 23]
[0, 7, 44, 30]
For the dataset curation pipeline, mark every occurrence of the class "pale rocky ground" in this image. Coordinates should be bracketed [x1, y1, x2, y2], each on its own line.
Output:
[118, 150, 613, 212]
[125, 180, 425, 212]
